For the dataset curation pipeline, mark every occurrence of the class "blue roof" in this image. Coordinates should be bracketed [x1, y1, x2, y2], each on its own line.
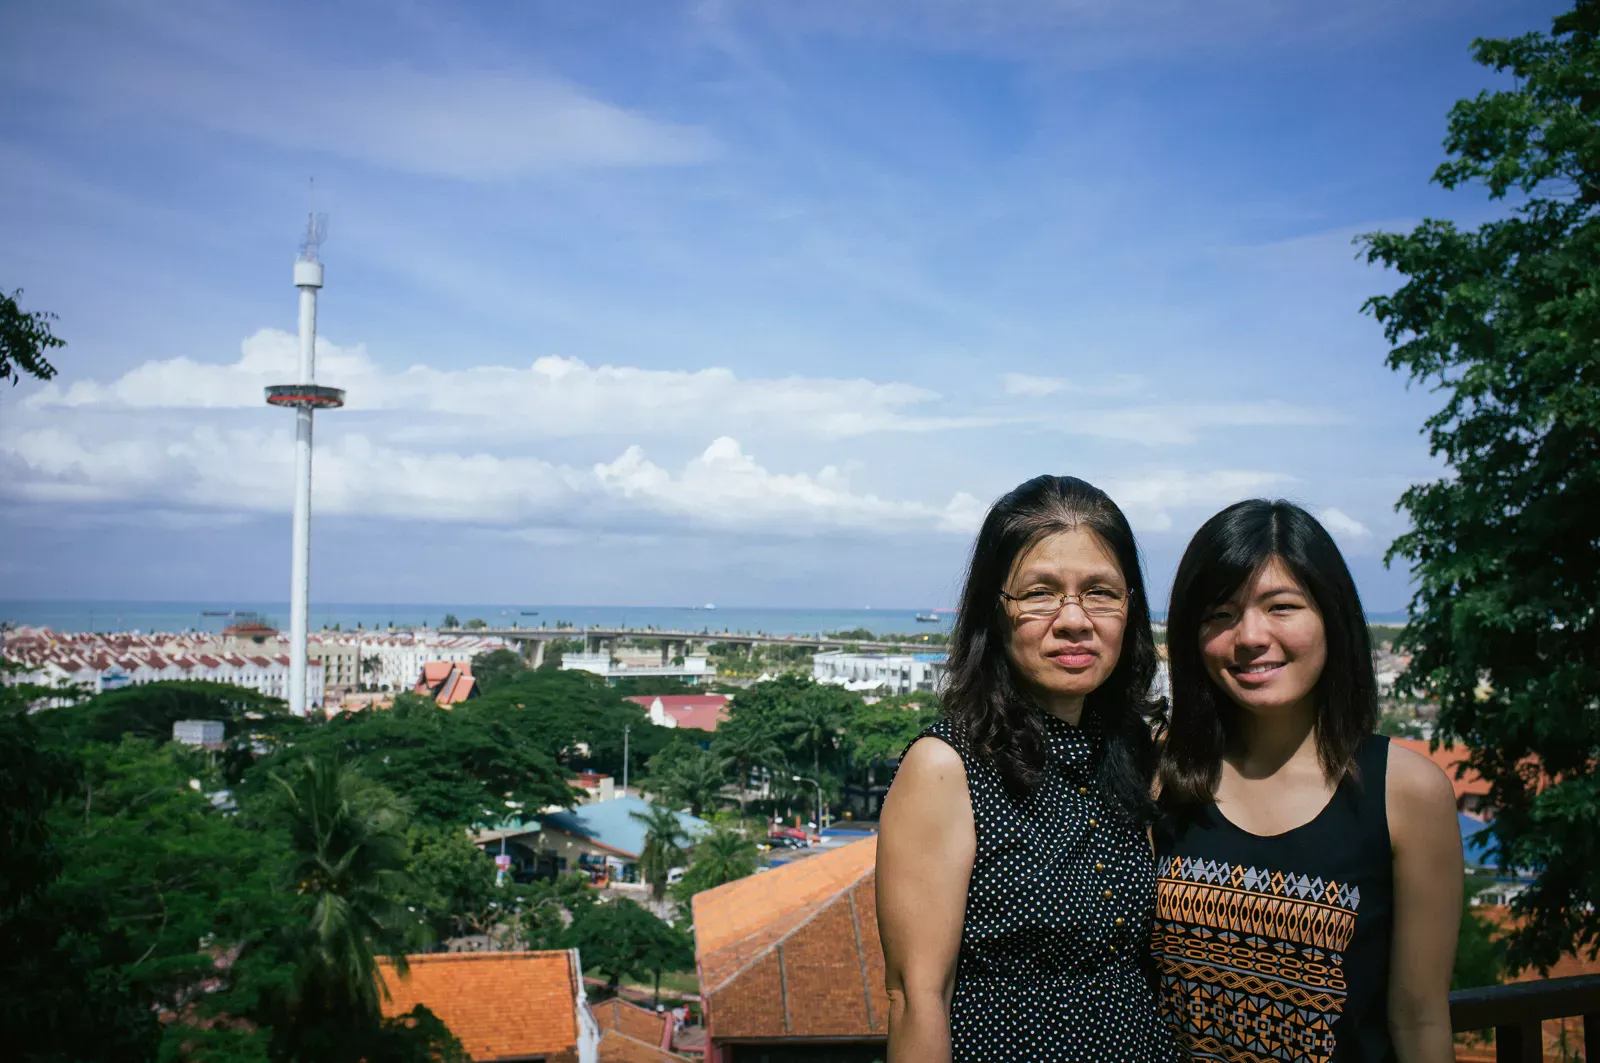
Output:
[1460, 812, 1496, 869]
[912, 653, 947, 662]
[540, 795, 708, 859]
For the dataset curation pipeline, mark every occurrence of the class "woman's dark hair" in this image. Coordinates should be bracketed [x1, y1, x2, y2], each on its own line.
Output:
[1158, 499, 1377, 809]
[943, 475, 1164, 824]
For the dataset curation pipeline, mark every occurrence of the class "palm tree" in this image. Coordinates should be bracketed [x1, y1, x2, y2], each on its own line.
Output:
[661, 748, 729, 817]
[712, 722, 783, 813]
[787, 695, 841, 774]
[271, 756, 413, 1026]
[629, 803, 689, 900]
[677, 824, 759, 898]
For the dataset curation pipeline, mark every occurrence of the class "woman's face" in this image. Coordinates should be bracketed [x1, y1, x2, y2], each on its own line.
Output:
[1198, 556, 1327, 718]
[1002, 528, 1129, 715]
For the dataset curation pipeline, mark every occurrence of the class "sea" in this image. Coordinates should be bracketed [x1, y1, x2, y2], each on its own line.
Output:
[0, 600, 959, 638]
[0, 599, 1409, 638]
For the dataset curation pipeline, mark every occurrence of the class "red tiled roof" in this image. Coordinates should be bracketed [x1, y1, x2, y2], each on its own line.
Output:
[598, 1029, 691, 1062]
[625, 695, 731, 733]
[595, 998, 674, 1050]
[414, 661, 477, 705]
[376, 950, 581, 1062]
[692, 837, 887, 1043]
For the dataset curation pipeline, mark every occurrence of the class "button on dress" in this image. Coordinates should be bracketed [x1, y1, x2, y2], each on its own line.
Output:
[913, 711, 1184, 1063]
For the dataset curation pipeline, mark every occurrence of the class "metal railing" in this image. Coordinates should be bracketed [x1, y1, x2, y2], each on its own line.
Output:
[1451, 974, 1600, 1062]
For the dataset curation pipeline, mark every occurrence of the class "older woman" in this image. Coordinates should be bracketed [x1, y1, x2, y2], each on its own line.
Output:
[877, 475, 1182, 1063]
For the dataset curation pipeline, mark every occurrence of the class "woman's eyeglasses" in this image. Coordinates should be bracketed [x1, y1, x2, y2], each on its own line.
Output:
[1000, 588, 1128, 619]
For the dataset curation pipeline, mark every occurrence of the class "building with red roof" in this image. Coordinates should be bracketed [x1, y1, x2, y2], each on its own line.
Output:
[692, 836, 887, 1063]
[593, 997, 694, 1061]
[414, 660, 477, 705]
[376, 949, 599, 1062]
[625, 694, 731, 733]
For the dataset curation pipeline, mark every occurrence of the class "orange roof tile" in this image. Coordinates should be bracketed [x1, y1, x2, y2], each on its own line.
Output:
[692, 837, 888, 1043]
[595, 997, 673, 1048]
[376, 950, 580, 1061]
[598, 1029, 692, 1062]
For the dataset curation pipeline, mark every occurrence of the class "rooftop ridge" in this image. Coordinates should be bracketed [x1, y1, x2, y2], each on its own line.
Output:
[696, 838, 878, 997]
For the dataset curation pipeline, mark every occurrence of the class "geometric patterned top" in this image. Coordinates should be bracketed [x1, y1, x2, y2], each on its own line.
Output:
[1153, 734, 1396, 1063]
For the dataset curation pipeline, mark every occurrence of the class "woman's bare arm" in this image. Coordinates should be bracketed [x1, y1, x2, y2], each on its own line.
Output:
[1386, 743, 1464, 1063]
[876, 736, 976, 1063]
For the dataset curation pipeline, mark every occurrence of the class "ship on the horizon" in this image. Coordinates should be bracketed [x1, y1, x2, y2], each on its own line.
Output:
[914, 612, 940, 623]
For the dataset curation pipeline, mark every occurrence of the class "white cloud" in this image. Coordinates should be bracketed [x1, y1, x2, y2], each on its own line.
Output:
[1002, 372, 1143, 398]
[1104, 469, 1298, 532]
[30, 331, 1339, 448]
[594, 437, 981, 533]
[0, 420, 978, 537]
[1317, 506, 1371, 539]
[27, 329, 972, 440]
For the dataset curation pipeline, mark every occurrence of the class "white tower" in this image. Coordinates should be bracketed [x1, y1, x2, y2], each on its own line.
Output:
[265, 212, 343, 716]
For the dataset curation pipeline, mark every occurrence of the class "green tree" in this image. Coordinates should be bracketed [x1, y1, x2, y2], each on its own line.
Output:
[672, 823, 759, 903]
[266, 696, 574, 826]
[1359, 0, 1600, 971]
[400, 824, 501, 944]
[646, 744, 728, 817]
[464, 618, 488, 630]
[258, 757, 466, 1061]
[440, 614, 459, 630]
[727, 675, 861, 775]
[31, 681, 291, 749]
[521, 872, 595, 951]
[628, 804, 691, 901]
[710, 717, 784, 814]
[568, 898, 693, 1001]
[1, 288, 65, 385]
[0, 717, 158, 1061]
[471, 647, 527, 694]
[469, 670, 674, 778]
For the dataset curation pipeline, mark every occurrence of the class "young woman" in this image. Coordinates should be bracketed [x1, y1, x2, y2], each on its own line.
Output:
[1154, 500, 1462, 1063]
[877, 476, 1182, 1063]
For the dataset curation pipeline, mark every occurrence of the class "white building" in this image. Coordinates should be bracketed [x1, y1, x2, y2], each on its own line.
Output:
[325, 631, 510, 692]
[560, 652, 717, 685]
[1, 628, 324, 708]
[812, 650, 947, 695]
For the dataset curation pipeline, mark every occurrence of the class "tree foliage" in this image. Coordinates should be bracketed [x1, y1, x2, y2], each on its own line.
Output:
[629, 803, 692, 901]
[568, 898, 693, 998]
[672, 823, 759, 903]
[470, 647, 527, 695]
[267, 697, 574, 826]
[1360, 0, 1600, 970]
[1, 287, 65, 385]
[32, 681, 293, 749]
[644, 742, 728, 817]
[468, 669, 676, 777]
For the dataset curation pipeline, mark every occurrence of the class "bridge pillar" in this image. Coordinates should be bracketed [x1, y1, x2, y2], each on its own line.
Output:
[530, 640, 546, 669]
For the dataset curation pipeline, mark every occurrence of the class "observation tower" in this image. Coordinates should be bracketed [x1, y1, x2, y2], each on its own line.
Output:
[265, 211, 343, 716]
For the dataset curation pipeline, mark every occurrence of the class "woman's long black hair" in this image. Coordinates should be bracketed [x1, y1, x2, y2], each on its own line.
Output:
[1158, 499, 1378, 810]
[942, 475, 1164, 825]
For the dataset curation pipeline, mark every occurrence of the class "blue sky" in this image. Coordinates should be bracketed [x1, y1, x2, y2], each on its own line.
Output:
[0, 0, 1567, 611]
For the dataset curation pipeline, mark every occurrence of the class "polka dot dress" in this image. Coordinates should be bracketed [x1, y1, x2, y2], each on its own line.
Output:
[917, 711, 1185, 1063]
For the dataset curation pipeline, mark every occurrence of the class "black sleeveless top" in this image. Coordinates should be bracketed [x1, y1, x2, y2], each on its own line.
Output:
[912, 713, 1183, 1063]
[1152, 734, 1395, 1063]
